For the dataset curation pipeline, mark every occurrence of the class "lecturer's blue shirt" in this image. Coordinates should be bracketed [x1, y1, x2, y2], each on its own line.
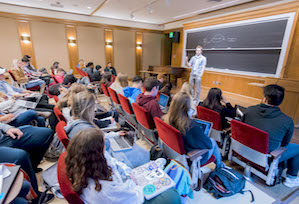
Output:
[189, 54, 207, 76]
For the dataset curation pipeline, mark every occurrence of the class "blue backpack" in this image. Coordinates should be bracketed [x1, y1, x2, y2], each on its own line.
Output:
[204, 167, 254, 202]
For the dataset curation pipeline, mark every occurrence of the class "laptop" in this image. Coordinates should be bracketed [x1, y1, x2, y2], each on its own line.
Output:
[109, 136, 133, 152]
[158, 94, 169, 110]
[131, 161, 176, 200]
[68, 69, 73, 75]
[194, 119, 213, 137]
[16, 100, 37, 109]
[0, 165, 20, 204]
[235, 104, 247, 119]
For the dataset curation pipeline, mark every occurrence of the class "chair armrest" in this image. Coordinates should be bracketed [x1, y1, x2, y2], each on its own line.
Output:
[187, 149, 209, 161]
[270, 147, 287, 159]
[222, 127, 231, 134]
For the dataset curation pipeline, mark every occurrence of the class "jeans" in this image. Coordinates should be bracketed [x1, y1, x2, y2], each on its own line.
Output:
[0, 125, 53, 170]
[11, 181, 31, 204]
[279, 143, 299, 178]
[10, 110, 45, 127]
[203, 138, 223, 167]
[0, 147, 39, 193]
[189, 74, 201, 101]
[25, 80, 45, 89]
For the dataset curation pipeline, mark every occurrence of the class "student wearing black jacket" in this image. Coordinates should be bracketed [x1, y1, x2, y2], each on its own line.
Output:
[242, 84, 298, 188]
[201, 88, 236, 128]
[163, 92, 223, 168]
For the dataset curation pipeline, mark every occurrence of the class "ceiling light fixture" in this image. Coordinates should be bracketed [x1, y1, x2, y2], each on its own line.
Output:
[130, 12, 136, 20]
[87, 6, 92, 9]
[147, 4, 153, 14]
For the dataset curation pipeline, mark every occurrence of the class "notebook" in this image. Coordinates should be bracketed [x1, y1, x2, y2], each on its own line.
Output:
[158, 94, 169, 110]
[131, 161, 175, 200]
[194, 119, 213, 137]
[16, 100, 37, 109]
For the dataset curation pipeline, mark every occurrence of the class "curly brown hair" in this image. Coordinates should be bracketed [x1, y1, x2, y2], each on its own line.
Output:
[65, 128, 112, 195]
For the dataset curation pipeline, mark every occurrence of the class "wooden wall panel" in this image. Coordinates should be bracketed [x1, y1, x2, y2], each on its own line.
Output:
[171, 28, 184, 67]
[65, 25, 78, 73]
[114, 29, 136, 78]
[142, 32, 163, 70]
[31, 21, 69, 70]
[136, 32, 143, 75]
[17, 20, 35, 68]
[104, 29, 114, 67]
[77, 26, 105, 67]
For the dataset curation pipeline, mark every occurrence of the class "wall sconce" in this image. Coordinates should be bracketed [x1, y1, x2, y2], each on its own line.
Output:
[21, 34, 31, 44]
[68, 37, 76, 47]
[105, 40, 113, 48]
[136, 42, 142, 50]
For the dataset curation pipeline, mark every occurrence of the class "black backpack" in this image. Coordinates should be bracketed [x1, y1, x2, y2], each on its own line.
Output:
[204, 167, 254, 202]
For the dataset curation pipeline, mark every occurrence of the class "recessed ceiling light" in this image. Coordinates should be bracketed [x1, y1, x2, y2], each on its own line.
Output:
[87, 6, 92, 9]
[130, 12, 136, 20]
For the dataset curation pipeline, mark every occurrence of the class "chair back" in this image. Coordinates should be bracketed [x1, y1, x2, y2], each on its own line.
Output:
[154, 117, 186, 155]
[8, 70, 17, 82]
[53, 95, 59, 103]
[57, 152, 84, 204]
[101, 83, 110, 97]
[118, 94, 133, 115]
[56, 121, 69, 149]
[230, 120, 269, 168]
[111, 74, 116, 83]
[107, 87, 120, 104]
[156, 91, 161, 101]
[132, 103, 155, 130]
[197, 106, 222, 131]
[54, 106, 67, 123]
[52, 75, 59, 84]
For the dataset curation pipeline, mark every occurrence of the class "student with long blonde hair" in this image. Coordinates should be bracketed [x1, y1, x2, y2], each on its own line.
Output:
[163, 92, 223, 168]
[110, 72, 128, 95]
[64, 91, 149, 168]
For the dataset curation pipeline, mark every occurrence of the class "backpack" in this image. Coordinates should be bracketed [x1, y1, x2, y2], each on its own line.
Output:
[204, 167, 254, 202]
[44, 133, 64, 161]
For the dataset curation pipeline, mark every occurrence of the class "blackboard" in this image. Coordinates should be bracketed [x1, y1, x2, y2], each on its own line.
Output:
[184, 15, 294, 76]
[186, 19, 288, 49]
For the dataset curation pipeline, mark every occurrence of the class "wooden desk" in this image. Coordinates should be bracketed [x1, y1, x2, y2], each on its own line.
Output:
[139, 70, 170, 81]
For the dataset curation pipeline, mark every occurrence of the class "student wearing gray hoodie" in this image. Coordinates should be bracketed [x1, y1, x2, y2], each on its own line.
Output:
[64, 91, 149, 168]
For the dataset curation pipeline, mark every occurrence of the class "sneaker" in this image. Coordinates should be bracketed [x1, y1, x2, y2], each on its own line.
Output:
[283, 177, 299, 188]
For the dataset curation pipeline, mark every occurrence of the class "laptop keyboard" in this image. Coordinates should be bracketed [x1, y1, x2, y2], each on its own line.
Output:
[114, 137, 131, 149]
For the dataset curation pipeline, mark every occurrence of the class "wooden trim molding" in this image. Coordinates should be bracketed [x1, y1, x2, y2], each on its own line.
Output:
[17, 20, 37, 68]
[104, 29, 114, 67]
[136, 32, 143, 74]
[65, 25, 79, 73]
[89, 0, 111, 16]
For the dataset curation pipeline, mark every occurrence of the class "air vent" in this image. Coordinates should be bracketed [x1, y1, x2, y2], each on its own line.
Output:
[50, 2, 64, 8]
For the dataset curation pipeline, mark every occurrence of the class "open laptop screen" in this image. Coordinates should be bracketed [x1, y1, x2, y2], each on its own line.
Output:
[194, 119, 213, 137]
[158, 93, 169, 107]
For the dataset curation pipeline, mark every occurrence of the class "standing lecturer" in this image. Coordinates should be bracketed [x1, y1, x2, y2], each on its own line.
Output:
[185, 45, 207, 103]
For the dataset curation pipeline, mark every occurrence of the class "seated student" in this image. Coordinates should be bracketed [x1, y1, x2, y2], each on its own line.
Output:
[200, 88, 236, 129]
[157, 73, 165, 90]
[0, 147, 54, 203]
[11, 59, 45, 90]
[76, 59, 85, 69]
[110, 72, 128, 95]
[22, 57, 50, 85]
[53, 68, 66, 84]
[160, 81, 173, 106]
[136, 77, 163, 120]
[100, 72, 113, 87]
[104, 62, 117, 76]
[180, 82, 196, 111]
[164, 92, 224, 168]
[50, 61, 59, 75]
[82, 62, 102, 82]
[64, 91, 149, 168]
[65, 128, 180, 204]
[123, 75, 143, 102]
[242, 84, 298, 187]
[0, 122, 53, 172]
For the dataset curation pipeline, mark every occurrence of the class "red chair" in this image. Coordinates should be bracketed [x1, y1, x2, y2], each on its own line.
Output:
[51, 75, 59, 84]
[53, 95, 59, 103]
[228, 120, 286, 186]
[156, 91, 161, 101]
[101, 83, 113, 108]
[54, 106, 67, 123]
[57, 152, 84, 204]
[197, 106, 229, 156]
[118, 94, 138, 129]
[56, 121, 69, 149]
[111, 74, 116, 83]
[107, 87, 124, 116]
[132, 103, 157, 145]
[154, 117, 216, 190]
